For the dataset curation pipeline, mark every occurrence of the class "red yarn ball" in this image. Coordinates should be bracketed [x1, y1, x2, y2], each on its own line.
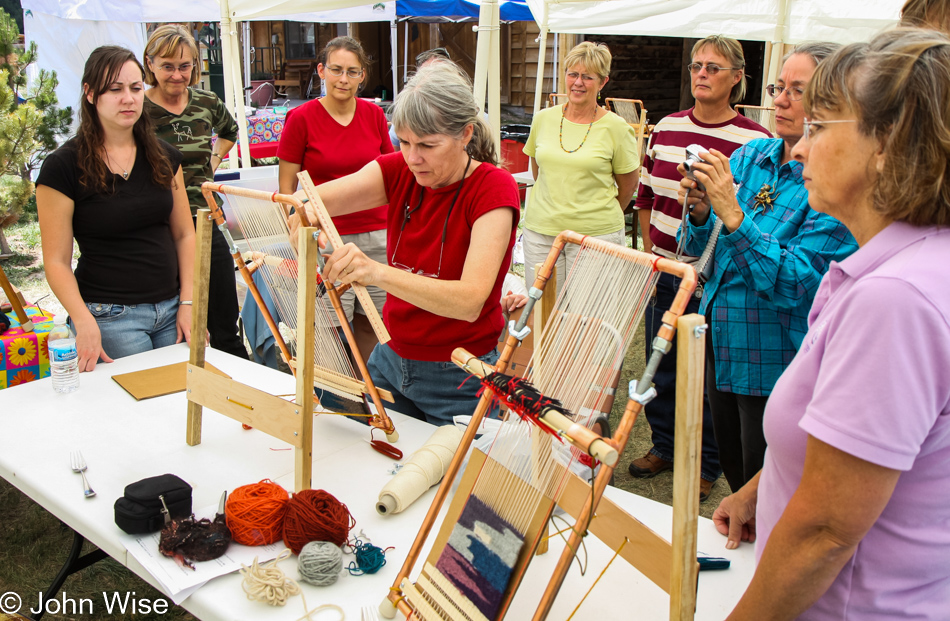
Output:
[225, 480, 289, 546]
[283, 489, 355, 555]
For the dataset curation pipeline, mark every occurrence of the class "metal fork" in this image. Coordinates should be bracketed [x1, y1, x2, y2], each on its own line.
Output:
[70, 451, 96, 498]
[361, 605, 380, 621]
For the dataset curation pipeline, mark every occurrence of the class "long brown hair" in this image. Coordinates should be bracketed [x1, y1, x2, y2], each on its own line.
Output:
[76, 46, 174, 193]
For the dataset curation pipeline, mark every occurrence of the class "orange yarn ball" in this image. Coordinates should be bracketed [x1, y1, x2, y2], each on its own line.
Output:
[226, 480, 289, 546]
[283, 489, 355, 555]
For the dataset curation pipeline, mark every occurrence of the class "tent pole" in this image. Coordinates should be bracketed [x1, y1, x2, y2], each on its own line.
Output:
[390, 19, 399, 99]
[488, 0, 501, 154]
[219, 0, 251, 169]
[764, 0, 791, 106]
[242, 21, 251, 108]
[533, 2, 549, 114]
[473, 0, 494, 116]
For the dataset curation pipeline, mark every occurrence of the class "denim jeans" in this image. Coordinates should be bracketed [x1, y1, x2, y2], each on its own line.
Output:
[644, 271, 721, 482]
[82, 296, 180, 360]
[367, 343, 499, 426]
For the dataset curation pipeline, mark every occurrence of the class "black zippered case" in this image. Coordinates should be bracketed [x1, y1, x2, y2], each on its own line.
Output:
[114, 473, 192, 534]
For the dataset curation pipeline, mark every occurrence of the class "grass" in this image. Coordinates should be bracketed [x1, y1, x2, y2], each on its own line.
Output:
[0, 211, 726, 619]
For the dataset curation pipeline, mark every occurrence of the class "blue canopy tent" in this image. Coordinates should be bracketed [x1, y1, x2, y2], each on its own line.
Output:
[396, 0, 532, 21]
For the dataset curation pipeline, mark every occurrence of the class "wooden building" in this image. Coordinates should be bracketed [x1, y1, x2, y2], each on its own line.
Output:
[245, 21, 764, 123]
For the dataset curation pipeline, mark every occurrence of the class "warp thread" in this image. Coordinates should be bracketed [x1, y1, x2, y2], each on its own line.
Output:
[226, 480, 289, 546]
[346, 537, 392, 576]
[377, 425, 462, 515]
[283, 489, 355, 555]
[297, 541, 343, 586]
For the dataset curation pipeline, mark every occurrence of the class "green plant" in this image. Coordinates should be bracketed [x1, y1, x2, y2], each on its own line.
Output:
[0, 9, 71, 257]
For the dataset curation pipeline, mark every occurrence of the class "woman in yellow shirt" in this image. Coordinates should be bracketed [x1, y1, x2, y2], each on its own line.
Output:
[522, 41, 640, 290]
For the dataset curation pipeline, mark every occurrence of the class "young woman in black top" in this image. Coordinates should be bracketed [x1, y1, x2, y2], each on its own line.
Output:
[37, 46, 195, 372]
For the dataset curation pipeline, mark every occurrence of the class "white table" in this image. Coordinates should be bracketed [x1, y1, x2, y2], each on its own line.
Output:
[0, 344, 753, 620]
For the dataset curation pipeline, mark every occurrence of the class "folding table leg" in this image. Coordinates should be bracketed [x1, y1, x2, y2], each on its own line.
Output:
[31, 529, 108, 621]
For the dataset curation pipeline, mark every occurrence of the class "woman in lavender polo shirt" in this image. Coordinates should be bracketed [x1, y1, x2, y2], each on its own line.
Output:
[712, 29, 950, 619]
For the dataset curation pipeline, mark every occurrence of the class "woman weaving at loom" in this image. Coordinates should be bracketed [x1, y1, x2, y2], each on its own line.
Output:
[36, 46, 194, 370]
[277, 36, 393, 364]
[677, 43, 858, 493]
[290, 63, 519, 426]
[713, 28, 950, 619]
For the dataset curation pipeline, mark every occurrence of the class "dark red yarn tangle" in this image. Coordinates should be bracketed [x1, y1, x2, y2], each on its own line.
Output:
[481, 372, 571, 442]
[282, 489, 355, 555]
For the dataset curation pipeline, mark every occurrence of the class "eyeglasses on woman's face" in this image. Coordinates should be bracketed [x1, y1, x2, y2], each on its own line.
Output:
[566, 71, 599, 83]
[687, 63, 739, 75]
[766, 83, 805, 101]
[325, 65, 363, 79]
[802, 118, 857, 142]
[156, 62, 194, 75]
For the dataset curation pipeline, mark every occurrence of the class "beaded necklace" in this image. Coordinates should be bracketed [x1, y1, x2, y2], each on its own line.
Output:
[559, 103, 596, 153]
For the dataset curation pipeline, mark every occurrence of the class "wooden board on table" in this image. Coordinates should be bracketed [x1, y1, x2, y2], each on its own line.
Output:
[112, 361, 230, 401]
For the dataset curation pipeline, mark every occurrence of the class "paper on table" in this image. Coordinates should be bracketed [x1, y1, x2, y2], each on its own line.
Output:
[120, 504, 283, 604]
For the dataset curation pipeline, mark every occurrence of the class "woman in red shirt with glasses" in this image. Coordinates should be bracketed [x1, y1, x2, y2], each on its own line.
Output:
[291, 62, 519, 426]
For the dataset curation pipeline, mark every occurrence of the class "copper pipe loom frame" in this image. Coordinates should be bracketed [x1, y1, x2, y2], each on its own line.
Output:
[384, 231, 705, 620]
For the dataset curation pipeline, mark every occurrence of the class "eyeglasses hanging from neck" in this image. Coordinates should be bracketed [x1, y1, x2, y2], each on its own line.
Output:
[390, 156, 473, 279]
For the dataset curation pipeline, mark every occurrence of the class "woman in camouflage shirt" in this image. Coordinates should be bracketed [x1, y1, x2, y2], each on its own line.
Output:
[143, 24, 248, 359]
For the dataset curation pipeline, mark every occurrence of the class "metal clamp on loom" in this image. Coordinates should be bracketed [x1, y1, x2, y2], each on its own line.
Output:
[629, 334, 673, 405]
[206, 202, 241, 256]
[508, 286, 544, 340]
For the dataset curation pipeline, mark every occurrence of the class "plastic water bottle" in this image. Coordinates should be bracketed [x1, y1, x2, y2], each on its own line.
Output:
[48, 315, 79, 394]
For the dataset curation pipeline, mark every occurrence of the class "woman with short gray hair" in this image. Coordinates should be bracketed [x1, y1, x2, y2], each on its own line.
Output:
[290, 63, 520, 425]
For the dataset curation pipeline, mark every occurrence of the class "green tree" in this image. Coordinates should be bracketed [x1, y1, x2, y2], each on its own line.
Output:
[0, 0, 22, 33]
[0, 8, 71, 257]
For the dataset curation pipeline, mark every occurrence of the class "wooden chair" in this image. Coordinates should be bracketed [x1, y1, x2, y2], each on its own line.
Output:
[605, 97, 650, 167]
[736, 104, 776, 136]
[0, 264, 32, 332]
[547, 93, 568, 108]
[274, 60, 317, 99]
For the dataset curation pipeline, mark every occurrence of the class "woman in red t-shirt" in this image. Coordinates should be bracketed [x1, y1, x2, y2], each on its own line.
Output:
[290, 63, 520, 426]
[278, 36, 393, 363]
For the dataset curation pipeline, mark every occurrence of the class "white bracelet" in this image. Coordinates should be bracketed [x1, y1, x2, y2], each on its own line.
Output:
[179, 300, 193, 306]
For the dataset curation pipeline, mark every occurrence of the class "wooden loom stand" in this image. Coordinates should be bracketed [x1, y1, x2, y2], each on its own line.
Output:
[0, 263, 32, 332]
[186, 204, 318, 492]
[385, 231, 703, 620]
[197, 181, 395, 440]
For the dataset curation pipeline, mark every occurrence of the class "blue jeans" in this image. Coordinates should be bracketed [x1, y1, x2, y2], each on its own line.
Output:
[367, 343, 499, 426]
[81, 296, 180, 360]
[644, 272, 721, 482]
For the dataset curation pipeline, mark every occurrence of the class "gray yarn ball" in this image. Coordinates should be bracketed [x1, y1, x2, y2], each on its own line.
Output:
[298, 541, 343, 586]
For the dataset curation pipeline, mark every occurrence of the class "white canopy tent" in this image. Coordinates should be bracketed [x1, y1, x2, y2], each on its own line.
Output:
[522, 0, 905, 112]
[22, 0, 398, 168]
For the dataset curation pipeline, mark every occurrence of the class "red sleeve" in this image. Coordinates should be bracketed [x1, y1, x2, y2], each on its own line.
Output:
[276, 103, 308, 164]
[466, 165, 520, 229]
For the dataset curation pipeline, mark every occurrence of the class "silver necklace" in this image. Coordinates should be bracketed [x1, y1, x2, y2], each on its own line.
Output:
[106, 147, 135, 180]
